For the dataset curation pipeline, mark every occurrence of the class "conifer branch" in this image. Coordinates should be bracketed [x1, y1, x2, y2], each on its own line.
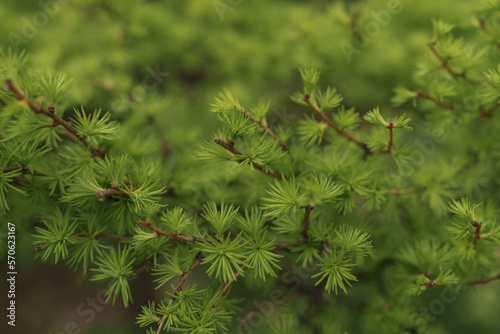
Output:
[479, 103, 500, 117]
[212, 265, 247, 312]
[478, 18, 490, 35]
[415, 90, 455, 110]
[478, 19, 500, 49]
[468, 273, 500, 286]
[299, 205, 315, 242]
[427, 41, 477, 84]
[213, 137, 284, 179]
[302, 94, 371, 155]
[34, 232, 131, 251]
[241, 108, 289, 151]
[371, 121, 395, 155]
[5, 79, 105, 159]
[132, 257, 154, 276]
[321, 240, 332, 255]
[472, 220, 482, 245]
[156, 254, 203, 333]
[274, 243, 298, 250]
[96, 188, 130, 201]
[138, 220, 213, 244]
[387, 122, 394, 153]
[239, 293, 301, 334]
[1, 166, 45, 176]
[423, 279, 437, 289]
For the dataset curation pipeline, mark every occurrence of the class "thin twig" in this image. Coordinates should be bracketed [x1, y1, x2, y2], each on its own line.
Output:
[480, 103, 500, 117]
[139, 220, 213, 244]
[1, 166, 45, 176]
[478, 19, 500, 49]
[321, 240, 332, 255]
[212, 266, 247, 312]
[371, 121, 395, 155]
[415, 90, 455, 110]
[241, 108, 289, 151]
[427, 41, 476, 84]
[5, 79, 104, 158]
[274, 243, 298, 250]
[213, 137, 283, 179]
[156, 255, 203, 333]
[472, 220, 482, 245]
[133, 257, 154, 276]
[387, 122, 394, 153]
[96, 188, 130, 201]
[468, 273, 500, 286]
[302, 94, 370, 155]
[300, 205, 315, 241]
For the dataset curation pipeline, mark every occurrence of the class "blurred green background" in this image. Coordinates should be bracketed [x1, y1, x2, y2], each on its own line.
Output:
[1, 0, 499, 333]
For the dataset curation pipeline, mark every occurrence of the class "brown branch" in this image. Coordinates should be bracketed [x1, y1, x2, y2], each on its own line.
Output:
[5, 79, 105, 158]
[427, 41, 477, 84]
[468, 273, 500, 286]
[35, 232, 131, 251]
[239, 293, 301, 334]
[371, 121, 395, 155]
[479, 18, 491, 35]
[1, 166, 45, 176]
[132, 257, 154, 276]
[415, 90, 455, 110]
[274, 243, 298, 250]
[212, 266, 247, 312]
[480, 103, 500, 117]
[96, 188, 130, 201]
[387, 187, 424, 196]
[138, 220, 213, 244]
[300, 205, 315, 241]
[321, 240, 332, 255]
[472, 220, 482, 245]
[478, 19, 500, 49]
[213, 137, 283, 179]
[387, 122, 394, 153]
[302, 94, 370, 155]
[241, 108, 289, 151]
[423, 279, 437, 289]
[156, 255, 203, 333]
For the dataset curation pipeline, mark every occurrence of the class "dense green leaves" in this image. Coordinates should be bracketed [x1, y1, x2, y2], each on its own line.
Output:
[313, 253, 358, 294]
[3, 4, 500, 332]
[71, 107, 119, 145]
[197, 233, 247, 282]
[90, 245, 134, 307]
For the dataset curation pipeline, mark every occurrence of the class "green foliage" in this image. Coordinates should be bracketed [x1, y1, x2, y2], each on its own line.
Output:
[32, 209, 78, 263]
[313, 253, 358, 294]
[196, 233, 247, 282]
[3, 2, 500, 333]
[71, 107, 119, 146]
[38, 71, 76, 105]
[90, 245, 134, 307]
[201, 202, 240, 237]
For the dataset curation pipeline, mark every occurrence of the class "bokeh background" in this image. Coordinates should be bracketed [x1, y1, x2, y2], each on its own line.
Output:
[1, 0, 499, 333]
